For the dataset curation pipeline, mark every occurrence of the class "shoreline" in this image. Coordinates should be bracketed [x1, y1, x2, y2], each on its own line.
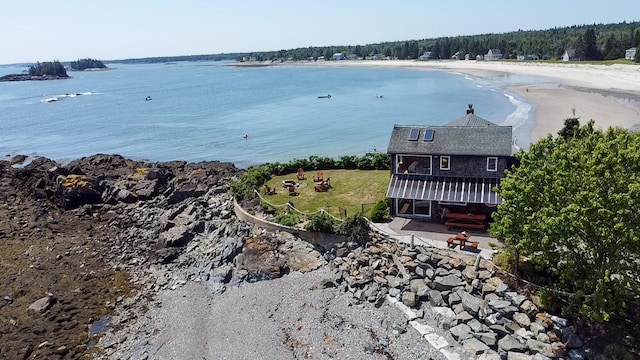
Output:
[268, 59, 640, 147]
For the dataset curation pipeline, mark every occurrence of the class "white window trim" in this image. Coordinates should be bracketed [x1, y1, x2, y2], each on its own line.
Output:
[440, 156, 450, 170]
[486, 157, 498, 172]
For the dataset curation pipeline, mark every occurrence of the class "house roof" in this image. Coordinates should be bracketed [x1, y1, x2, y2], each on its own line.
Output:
[487, 49, 502, 54]
[387, 174, 504, 204]
[387, 116, 513, 156]
[564, 49, 576, 57]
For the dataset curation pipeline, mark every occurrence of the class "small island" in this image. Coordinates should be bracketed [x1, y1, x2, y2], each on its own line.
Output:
[0, 60, 69, 82]
[69, 58, 108, 71]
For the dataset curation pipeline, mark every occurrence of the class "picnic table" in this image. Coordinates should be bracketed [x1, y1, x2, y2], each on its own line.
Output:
[446, 232, 479, 251]
[444, 212, 486, 231]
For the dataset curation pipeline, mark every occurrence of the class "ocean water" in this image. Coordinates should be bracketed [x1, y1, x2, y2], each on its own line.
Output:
[0, 61, 542, 168]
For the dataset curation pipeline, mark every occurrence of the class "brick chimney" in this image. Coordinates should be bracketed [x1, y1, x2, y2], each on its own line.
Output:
[466, 104, 474, 114]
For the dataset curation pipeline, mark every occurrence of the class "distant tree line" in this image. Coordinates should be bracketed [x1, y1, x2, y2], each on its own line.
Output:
[254, 21, 640, 62]
[112, 53, 243, 64]
[28, 61, 68, 77]
[70, 58, 106, 70]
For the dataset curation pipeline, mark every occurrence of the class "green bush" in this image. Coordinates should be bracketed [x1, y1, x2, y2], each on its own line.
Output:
[604, 343, 635, 360]
[337, 215, 370, 244]
[493, 247, 515, 273]
[305, 212, 336, 233]
[369, 199, 390, 222]
[274, 210, 301, 227]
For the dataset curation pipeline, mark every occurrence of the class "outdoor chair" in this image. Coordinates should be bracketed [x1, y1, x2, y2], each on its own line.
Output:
[296, 168, 305, 180]
[264, 184, 277, 195]
[314, 177, 331, 192]
[288, 185, 299, 196]
[313, 171, 324, 182]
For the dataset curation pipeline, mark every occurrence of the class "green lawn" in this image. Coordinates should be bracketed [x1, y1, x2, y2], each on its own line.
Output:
[261, 169, 390, 218]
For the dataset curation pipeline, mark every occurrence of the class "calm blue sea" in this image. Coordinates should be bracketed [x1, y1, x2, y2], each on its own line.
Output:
[0, 61, 545, 168]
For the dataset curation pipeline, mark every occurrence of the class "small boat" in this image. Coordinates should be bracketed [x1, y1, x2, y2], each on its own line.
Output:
[318, 94, 331, 99]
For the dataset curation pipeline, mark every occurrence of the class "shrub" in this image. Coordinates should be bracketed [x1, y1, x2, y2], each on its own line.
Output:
[369, 199, 390, 222]
[305, 212, 336, 233]
[493, 247, 516, 273]
[273, 210, 300, 227]
[336, 215, 371, 244]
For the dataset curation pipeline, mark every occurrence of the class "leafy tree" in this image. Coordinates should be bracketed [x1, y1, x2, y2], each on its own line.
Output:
[557, 117, 580, 139]
[490, 122, 640, 321]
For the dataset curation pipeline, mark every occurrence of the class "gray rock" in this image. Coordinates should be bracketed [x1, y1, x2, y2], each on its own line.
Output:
[459, 290, 483, 315]
[456, 311, 474, 323]
[498, 335, 527, 352]
[429, 290, 444, 306]
[513, 328, 534, 342]
[433, 274, 463, 291]
[507, 352, 533, 360]
[505, 292, 526, 307]
[488, 299, 511, 311]
[28, 296, 53, 313]
[478, 352, 502, 360]
[475, 332, 497, 347]
[467, 318, 485, 333]
[402, 291, 417, 308]
[527, 339, 555, 358]
[409, 278, 429, 298]
[450, 323, 473, 341]
[533, 354, 552, 360]
[463, 337, 490, 355]
[513, 312, 531, 327]
[530, 322, 545, 336]
[447, 291, 461, 305]
[160, 225, 194, 247]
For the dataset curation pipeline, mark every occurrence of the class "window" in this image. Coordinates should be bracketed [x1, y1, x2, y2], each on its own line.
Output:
[487, 157, 498, 172]
[408, 128, 420, 141]
[423, 129, 434, 141]
[440, 156, 450, 170]
[397, 155, 432, 175]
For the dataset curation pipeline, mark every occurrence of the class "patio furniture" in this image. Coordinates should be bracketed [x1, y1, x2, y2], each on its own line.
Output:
[313, 171, 324, 182]
[444, 212, 486, 231]
[288, 185, 299, 196]
[296, 168, 305, 180]
[264, 184, 277, 195]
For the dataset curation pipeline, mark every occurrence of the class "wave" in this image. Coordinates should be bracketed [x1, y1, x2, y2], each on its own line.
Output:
[502, 93, 533, 150]
[41, 91, 95, 103]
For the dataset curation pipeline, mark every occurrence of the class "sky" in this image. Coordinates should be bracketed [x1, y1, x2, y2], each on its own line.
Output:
[2, 0, 640, 65]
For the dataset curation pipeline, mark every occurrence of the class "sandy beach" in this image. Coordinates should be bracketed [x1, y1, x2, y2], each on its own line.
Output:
[283, 59, 640, 146]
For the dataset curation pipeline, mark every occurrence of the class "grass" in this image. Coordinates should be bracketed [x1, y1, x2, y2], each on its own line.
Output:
[262, 169, 390, 218]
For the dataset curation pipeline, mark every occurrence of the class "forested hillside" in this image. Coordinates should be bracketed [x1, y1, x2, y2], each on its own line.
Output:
[254, 21, 640, 62]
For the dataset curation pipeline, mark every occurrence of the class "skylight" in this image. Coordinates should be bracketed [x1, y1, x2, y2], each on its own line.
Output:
[408, 128, 420, 141]
[423, 129, 434, 141]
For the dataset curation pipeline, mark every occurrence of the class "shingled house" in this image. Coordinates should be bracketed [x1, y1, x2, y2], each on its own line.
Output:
[386, 105, 517, 228]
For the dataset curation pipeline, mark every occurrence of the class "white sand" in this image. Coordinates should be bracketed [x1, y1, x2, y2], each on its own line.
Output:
[284, 60, 640, 145]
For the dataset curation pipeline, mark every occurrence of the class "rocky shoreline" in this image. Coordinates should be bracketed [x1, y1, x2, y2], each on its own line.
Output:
[0, 154, 592, 359]
[0, 74, 70, 82]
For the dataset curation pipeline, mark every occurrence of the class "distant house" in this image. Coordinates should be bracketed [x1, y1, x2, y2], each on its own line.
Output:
[451, 51, 461, 60]
[626, 47, 637, 60]
[317, 56, 325, 61]
[371, 53, 385, 60]
[347, 53, 358, 60]
[562, 49, 578, 62]
[476, 54, 484, 61]
[386, 105, 516, 222]
[418, 51, 433, 60]
[517, 54, 539, 61]
[485, 49, 503, 61]
[332, 53, 346, 60]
